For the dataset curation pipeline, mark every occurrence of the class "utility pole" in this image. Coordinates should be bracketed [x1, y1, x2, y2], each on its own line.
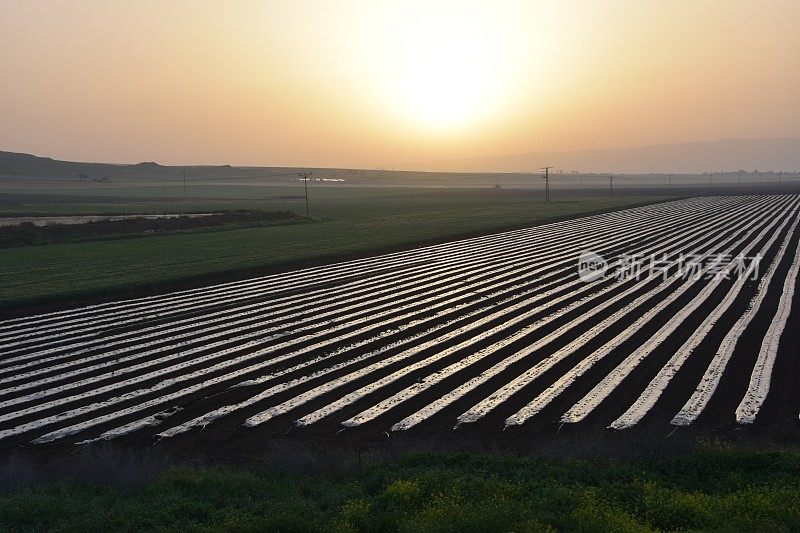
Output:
[667, 174, 672, 189]
[609, 175, 614, 197]
[779, 171, 783, 184]
[298, 172, 313, 220]
[541, 166, 552, 202]
[182, 170, 186, 199]
[738, 169, 742, 186]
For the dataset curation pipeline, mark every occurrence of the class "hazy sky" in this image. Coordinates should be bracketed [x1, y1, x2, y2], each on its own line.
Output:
[1, 0, 799, 168]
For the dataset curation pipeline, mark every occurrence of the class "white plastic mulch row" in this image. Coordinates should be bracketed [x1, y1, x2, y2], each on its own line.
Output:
[458, 196, 793, 427]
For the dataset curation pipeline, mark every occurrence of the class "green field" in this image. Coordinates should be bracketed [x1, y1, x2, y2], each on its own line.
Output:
[1, 448, 798, 531]
[0, 187, 668, 312]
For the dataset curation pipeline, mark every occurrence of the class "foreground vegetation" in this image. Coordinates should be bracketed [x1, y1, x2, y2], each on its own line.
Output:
[0, 448, 797, 531]
[0, 191, 666, 311]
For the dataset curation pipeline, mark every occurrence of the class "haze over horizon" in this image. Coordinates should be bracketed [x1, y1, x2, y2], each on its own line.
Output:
[2, 1, 799, 170]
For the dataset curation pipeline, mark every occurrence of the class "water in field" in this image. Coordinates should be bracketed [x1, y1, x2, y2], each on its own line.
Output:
[0, 213, 215, 227]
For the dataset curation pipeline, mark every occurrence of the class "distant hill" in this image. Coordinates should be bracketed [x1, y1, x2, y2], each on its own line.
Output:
[0, 151, 203, 180]
[414, 138, 800, 174]
[0, 151, 322, 182]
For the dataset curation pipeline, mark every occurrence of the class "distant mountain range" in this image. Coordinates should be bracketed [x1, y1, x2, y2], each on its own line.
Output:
[413, 138, 800, 174]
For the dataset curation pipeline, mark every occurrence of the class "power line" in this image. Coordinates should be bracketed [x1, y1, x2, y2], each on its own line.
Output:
[541, 166, 552, 202]
[298, 172, 313, 220]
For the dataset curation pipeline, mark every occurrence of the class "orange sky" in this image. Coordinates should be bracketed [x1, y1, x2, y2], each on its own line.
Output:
[1, 0, 799, 168]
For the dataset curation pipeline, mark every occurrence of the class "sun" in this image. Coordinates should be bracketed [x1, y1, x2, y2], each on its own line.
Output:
[397, 36, 489, 130]
[375, 4, 520, 133]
